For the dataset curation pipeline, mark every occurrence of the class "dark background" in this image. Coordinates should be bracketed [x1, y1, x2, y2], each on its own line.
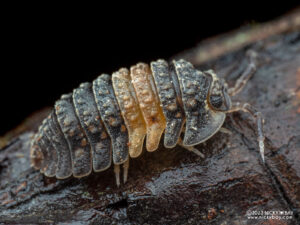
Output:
[1, 2, 299, 135]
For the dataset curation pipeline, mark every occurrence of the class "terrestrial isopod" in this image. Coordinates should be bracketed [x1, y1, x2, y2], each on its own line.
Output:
[30, 51, 265, 186]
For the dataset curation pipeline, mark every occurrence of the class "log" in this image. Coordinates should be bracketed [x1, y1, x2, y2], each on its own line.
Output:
[0, 10, 300, 225]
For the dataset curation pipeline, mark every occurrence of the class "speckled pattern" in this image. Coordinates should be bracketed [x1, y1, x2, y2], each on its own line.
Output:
[112, 68, 146, 158]
[151, 59, 184, 148]
[93, 74, 129, 165]
[48, 110, 73, 179]
[39, 117, 57, 177]
[130, 63, 166, 152]
[73, 82, 111, 172]
[174, 60, 226, 146]
[55, 94, 93, 178]
[30, 59, 228, 180]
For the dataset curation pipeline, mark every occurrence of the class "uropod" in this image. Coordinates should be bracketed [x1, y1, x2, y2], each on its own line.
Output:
[30, 51, 265, 186]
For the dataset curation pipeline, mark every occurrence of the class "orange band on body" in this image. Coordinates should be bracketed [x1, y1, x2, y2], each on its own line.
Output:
[130, 63, 166, 152]
[112, 68, 147, 158]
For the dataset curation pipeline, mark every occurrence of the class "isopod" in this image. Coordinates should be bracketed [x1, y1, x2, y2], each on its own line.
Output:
[30, 52, 265, 186]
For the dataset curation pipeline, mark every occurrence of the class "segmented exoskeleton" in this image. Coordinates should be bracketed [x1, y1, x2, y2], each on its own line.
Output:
[31, 54, 265, 186]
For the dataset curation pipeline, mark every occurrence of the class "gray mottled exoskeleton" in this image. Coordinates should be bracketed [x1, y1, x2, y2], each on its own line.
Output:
[30, 51, 265, 186]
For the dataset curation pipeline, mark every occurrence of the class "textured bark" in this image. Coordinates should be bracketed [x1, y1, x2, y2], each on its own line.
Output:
[0, 11, 300, 225]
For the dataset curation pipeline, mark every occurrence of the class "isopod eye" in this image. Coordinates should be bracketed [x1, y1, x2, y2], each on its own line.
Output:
[205, 70, 232, 112]
[209, 94, 223, 109]
[208, 86, 231, 112]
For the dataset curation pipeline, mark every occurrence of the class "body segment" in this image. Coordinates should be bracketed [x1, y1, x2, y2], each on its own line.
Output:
[47, 110, 73, 179]
[112, 68, 147, 158]
[73, 82, 112, 172]
[41, 117, 58, 177]
[173, 60, 226, 146]
[130, 63, 166, 152]
[151, 60, 185, 148]
[55, 94, 93, 178]
[93, 74, 129, 165]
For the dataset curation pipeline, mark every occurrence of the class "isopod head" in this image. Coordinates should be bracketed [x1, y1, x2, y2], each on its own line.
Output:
[205, 70, 232, 112]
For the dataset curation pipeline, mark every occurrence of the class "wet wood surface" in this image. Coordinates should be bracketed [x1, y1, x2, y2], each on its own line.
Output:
[0, 10, 300, 225]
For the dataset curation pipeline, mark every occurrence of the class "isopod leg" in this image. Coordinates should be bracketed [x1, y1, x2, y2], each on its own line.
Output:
[113, 159, 129, 187]
[219, 127, 232, 135]
[123, 159, 129, 184]
[114, 164, 121, 187]
[178, 137, 205, 158]
[228, 50, 258, 96]
[227, 102, 265, 162]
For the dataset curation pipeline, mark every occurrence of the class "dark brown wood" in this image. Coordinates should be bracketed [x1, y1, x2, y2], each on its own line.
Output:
[0, 10, 300, 224]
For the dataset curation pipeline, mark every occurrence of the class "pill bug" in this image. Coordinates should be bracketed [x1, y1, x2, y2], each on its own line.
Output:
[30, 55, 265, 186]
